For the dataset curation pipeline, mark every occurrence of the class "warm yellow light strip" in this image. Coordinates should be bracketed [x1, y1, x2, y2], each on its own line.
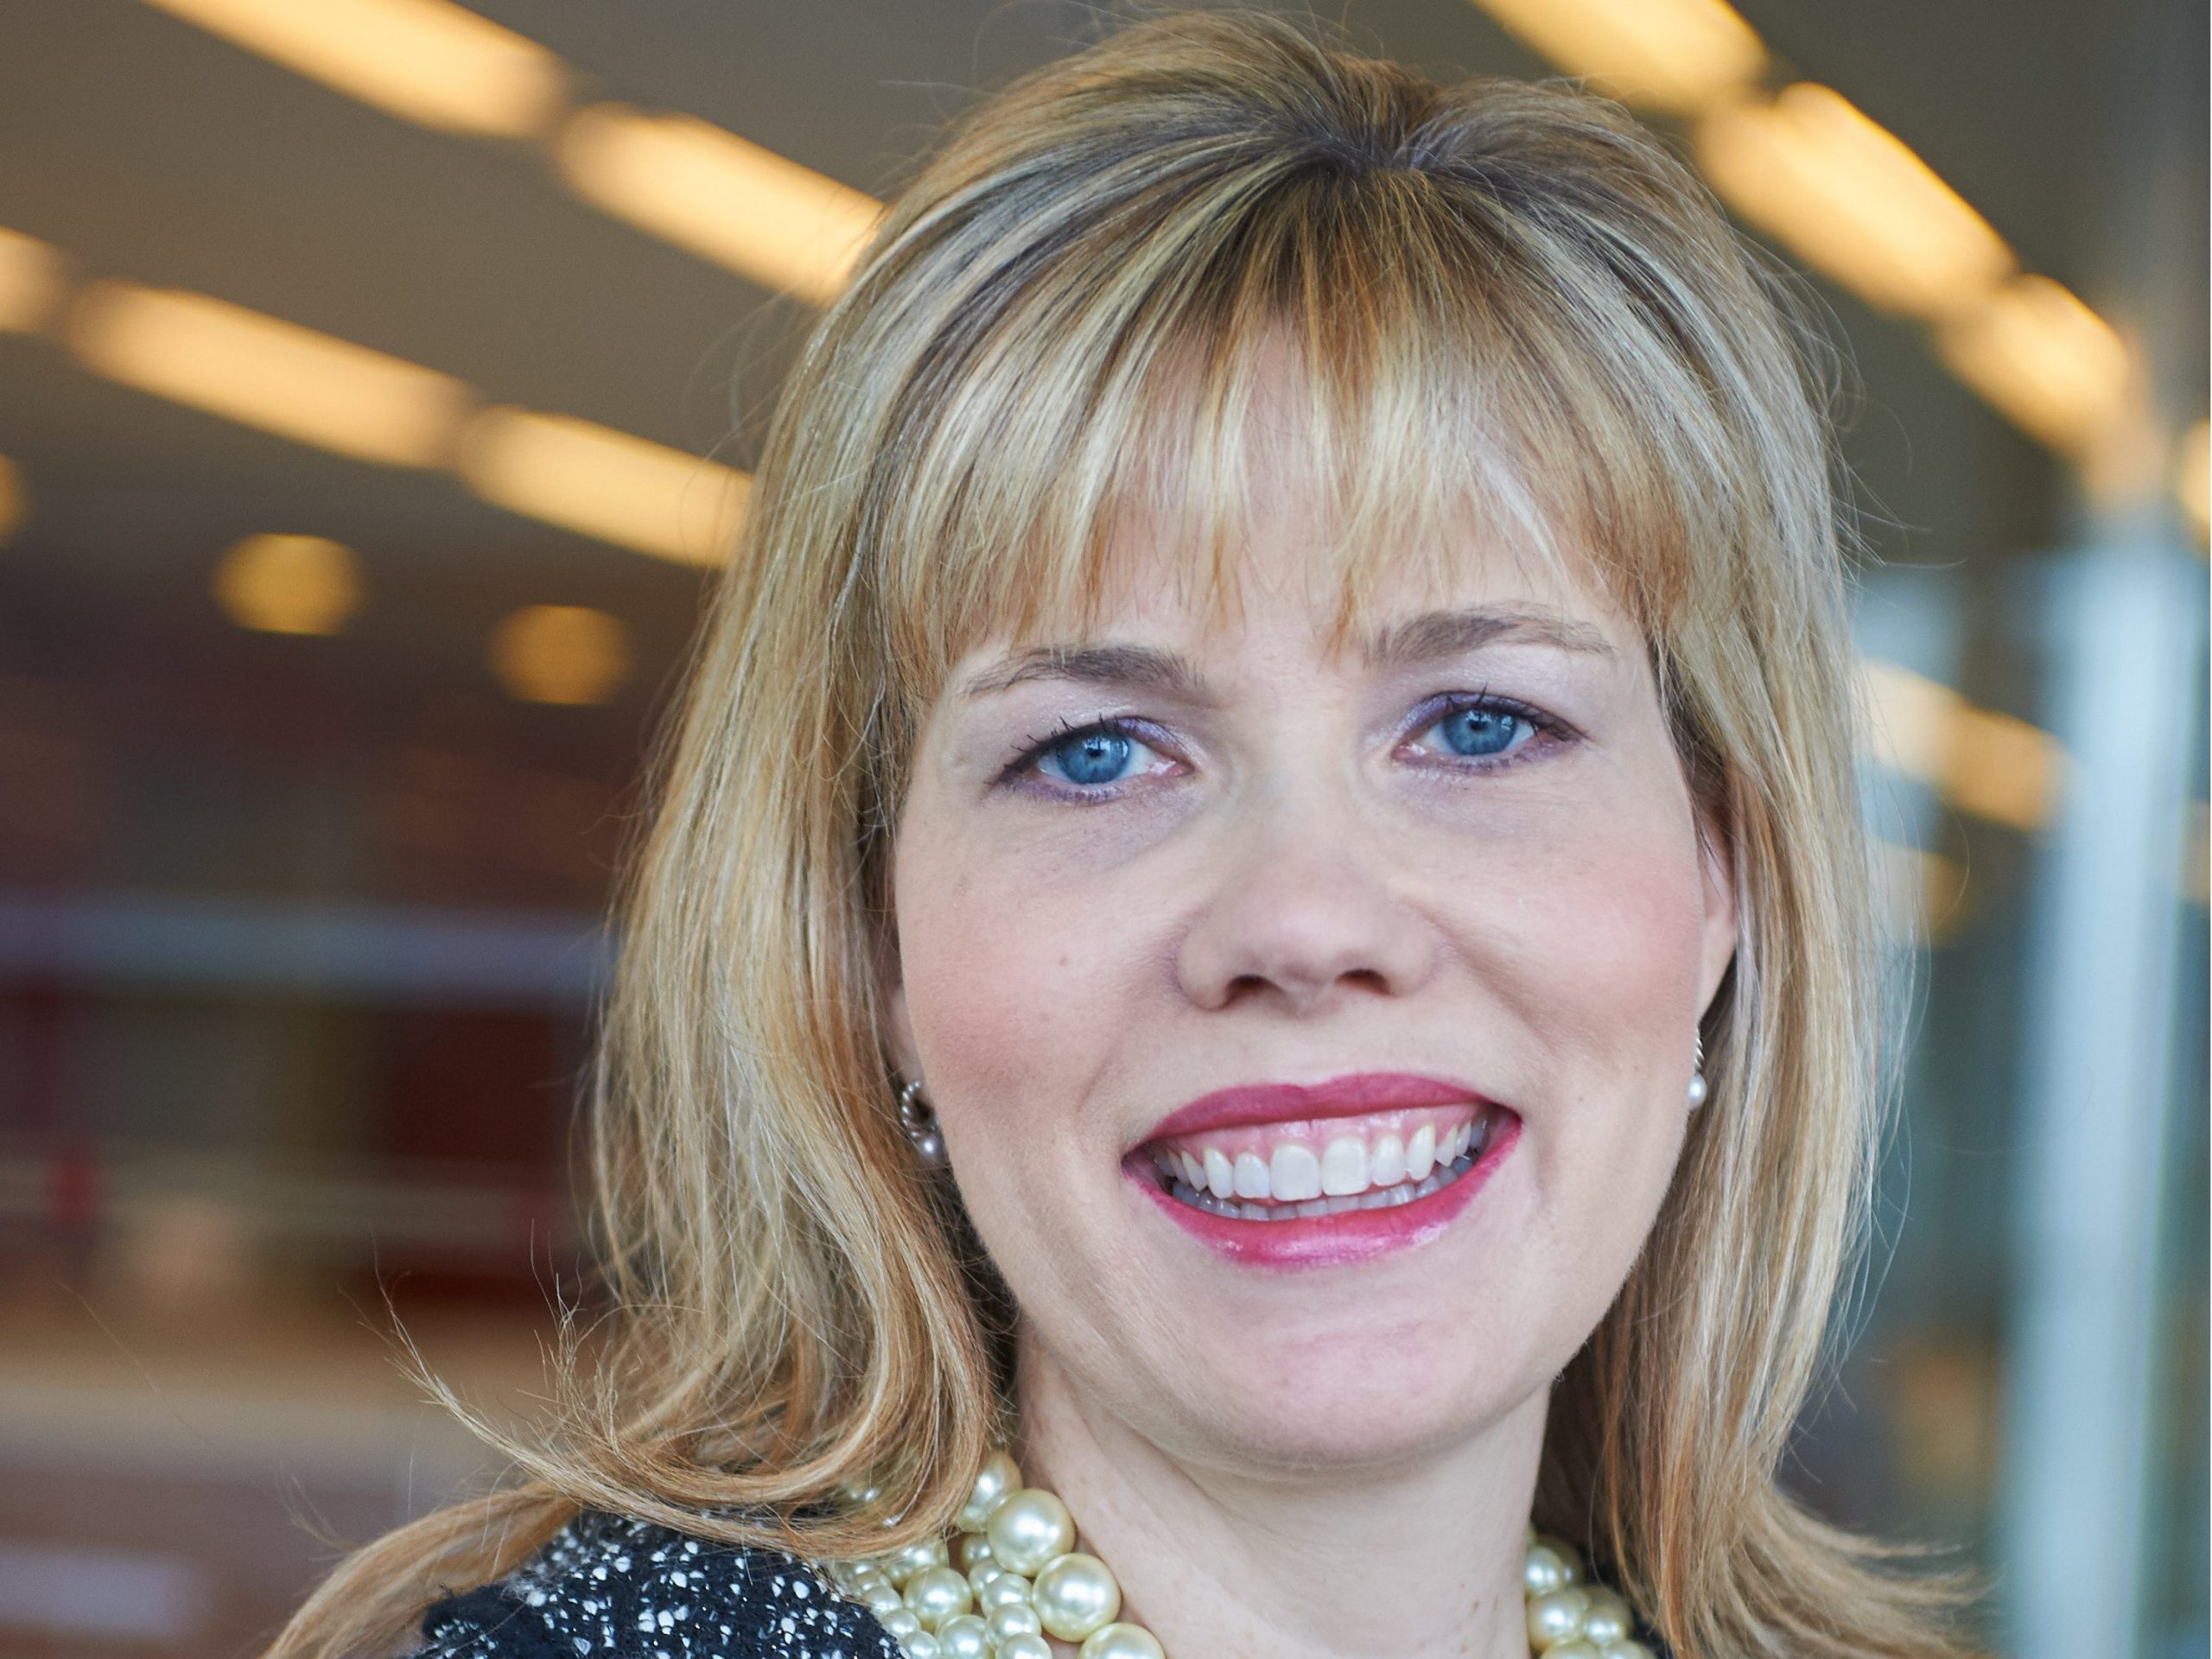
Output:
[1481, 8, 2136, 463]
[1877, 839, 1970, 945]
[0, 227, 67, 332]
[137, 0, 567, 139]
[557, 105, 881, 305]
[1699, 85, 2014, 321]
[1860, 658, 1956, 785]
[67, 282, 475, 467]
[2174, 419, 2209, 543]
[1945, 702, 2070, 830]
[15, 221, 749, 560]
[1935, 275, 2132, 458]
[460, 407, 748, 567]
[1468, 0, 1765, 113]
[0, 456, 24, 545]
[137, 0, 878, 302]
[1861, 658, 2067, 832]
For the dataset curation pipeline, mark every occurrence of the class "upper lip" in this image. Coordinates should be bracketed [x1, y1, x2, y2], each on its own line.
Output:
[1134, 1071, 1492, 1148]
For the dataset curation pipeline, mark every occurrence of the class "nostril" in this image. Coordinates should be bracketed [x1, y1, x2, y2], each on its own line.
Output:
[1221, 972, 1271, 1005]
[1216, 963, 1393, 1011]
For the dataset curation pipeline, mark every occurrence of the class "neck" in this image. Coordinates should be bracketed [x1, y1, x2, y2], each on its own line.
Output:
[1008, 1327, 1548, 1659]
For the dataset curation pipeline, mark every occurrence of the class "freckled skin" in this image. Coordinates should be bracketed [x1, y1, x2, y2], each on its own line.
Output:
[877, 428, 1735, 1656]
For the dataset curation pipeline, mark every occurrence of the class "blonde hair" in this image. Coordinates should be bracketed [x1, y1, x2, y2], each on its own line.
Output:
[274, 10, 1985, 1656]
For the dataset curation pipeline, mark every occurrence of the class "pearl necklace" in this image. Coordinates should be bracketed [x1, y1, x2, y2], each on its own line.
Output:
[818, 1448, 1656, 1659]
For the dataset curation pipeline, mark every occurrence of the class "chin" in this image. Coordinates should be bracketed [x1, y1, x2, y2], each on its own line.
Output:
[1024, 1251, 1566, 1478]
[1146, 1304, 1536, 1472]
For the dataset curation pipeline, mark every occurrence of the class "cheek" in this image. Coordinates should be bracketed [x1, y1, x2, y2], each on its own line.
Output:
[1535, 838, 1707, 1270]
[1420, 765, 1707, 1046]
[1523, 828, 1705, 1053]
[893, 830, 1132, 1142]
[1414, 790, 1707, 1211]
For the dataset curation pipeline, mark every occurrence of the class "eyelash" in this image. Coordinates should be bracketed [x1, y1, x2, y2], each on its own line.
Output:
[997, 693, 1575, 802]
[998, 715, 1178, 801]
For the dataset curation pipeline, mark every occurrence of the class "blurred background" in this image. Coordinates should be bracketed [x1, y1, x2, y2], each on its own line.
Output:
[0, 2, 2202, 1656]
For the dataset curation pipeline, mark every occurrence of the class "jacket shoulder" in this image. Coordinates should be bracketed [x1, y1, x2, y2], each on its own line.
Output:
[413, 1510, 899, 1659]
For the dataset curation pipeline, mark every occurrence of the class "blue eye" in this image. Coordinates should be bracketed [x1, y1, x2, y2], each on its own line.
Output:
[1414, 702, 1535, 760]
[1046, 729, 1131, 785]
[1031, 722, 1164, 788]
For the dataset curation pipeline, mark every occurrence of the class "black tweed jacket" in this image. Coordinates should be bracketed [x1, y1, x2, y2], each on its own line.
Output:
[415, 1508, 1672, 1658]
[416, 1511, 896, 1659]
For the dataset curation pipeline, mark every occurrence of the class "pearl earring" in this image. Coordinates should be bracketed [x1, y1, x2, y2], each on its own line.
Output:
[1687, 1033, 1708, 1109]
[896, 1076, 949, 1167]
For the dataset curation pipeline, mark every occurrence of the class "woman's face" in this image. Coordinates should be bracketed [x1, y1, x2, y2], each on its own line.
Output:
[882, 454, 1736, 1473]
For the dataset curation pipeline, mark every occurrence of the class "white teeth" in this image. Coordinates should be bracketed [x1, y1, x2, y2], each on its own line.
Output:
[1269, 1144, 1322, 1202]
[1204, 1147, 1236, 1199]
[1151, 1110, 1503, 1216]
[1319, 1135, 1368, 1197]
[1406, 1124, 1436, 1182]
[1162, 1150, 1478, 1223]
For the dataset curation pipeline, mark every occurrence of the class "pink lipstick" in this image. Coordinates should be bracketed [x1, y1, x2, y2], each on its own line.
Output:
[1125, 1071, 1518, 1269]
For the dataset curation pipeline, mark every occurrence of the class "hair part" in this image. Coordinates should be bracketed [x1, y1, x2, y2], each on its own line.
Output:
[271, 10, 1985, 1656]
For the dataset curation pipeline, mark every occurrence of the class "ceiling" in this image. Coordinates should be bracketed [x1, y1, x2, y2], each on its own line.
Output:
[0, 0, 2200, 678]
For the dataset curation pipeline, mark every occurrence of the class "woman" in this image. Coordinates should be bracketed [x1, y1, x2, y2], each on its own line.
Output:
[274, 10, 1986, 1658]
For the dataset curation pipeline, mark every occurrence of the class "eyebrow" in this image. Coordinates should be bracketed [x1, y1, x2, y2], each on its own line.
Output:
[957, 607, 1613, 700]
[1363, 607, 1616, 669]
[957, 641, 1211, 700]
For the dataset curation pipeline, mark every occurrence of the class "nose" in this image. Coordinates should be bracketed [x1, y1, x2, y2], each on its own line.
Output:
[1175, 793, 1438, 1014]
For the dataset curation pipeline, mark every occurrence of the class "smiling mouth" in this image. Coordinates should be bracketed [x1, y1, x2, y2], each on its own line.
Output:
[1135, 1102, 1506, 1224]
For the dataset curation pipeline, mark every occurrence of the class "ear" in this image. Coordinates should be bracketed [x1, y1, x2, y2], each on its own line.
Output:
[1693, 794, 1739, 1020]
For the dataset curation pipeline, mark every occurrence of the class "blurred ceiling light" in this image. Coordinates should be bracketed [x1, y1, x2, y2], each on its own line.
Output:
[137, 0, 567, 139]
[1859, 658, 1958, 785]
[68, 282, 473, 467]
[1947, 702, 2066, 831]
[1878, 839, 1969, 946]
[0, 227, 66, 332]
[0, 457, 23, 544]
[213, 533, 363, 635]
[1467, 0, 1765, 112]
[558, 104, 881, 303]
[490, 604, 630, 705]
[1862, 658, 2065, 832]
[2176, 418, 2209, 543]
[1698, 84, 2014, 320]
[1935, 274, 2131, 455]
[461, 407, 747, 566]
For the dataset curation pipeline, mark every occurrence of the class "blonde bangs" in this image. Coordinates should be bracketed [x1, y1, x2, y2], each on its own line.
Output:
[849, 118, 1766, 733]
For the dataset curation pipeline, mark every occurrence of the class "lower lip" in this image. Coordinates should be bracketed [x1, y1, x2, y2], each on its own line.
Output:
[1127, 1111, 1520, 1269]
